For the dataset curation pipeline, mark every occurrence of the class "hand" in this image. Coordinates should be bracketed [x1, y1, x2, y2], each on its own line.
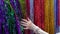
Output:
[21, 18, 34, 30]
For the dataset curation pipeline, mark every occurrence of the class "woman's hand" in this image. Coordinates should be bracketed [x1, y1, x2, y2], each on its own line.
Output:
[20, 18, 49, 34]
[21, 18, 34, 30]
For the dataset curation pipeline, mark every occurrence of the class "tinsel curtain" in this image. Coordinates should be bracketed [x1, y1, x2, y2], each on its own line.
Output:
[0, 0, 60, 34]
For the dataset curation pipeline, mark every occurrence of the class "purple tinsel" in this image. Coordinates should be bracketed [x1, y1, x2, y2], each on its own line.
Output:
[10, 0, 22, 34]
[0, 9, 2, 34]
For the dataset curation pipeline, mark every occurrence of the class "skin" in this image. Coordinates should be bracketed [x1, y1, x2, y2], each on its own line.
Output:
[20, 18, 49, 34]
[21, 18, 33, 30]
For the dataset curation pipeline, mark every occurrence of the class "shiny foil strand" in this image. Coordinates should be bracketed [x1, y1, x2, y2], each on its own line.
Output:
[49, 0, 54, 34]
[44, 0, 49, 33]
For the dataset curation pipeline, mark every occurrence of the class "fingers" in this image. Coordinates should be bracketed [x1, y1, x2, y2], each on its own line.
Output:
[20, 18, 30, 30]
[22, 19, 28, 22]
[24, 27, 28, 29]
[22, 17, 30, 21]
[21, 24, 28, 29]
[21, 21, 27, 25]
[21, 21, 27, 24]
[21, 21, 29, 29]
[21, 24, 27, 26]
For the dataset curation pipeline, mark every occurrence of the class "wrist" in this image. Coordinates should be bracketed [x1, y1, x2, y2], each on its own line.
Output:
[30, 23, 38, 31]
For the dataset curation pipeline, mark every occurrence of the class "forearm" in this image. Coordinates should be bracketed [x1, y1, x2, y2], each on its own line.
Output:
[21, 19, 49, 34]
[30, 23, 49, 34]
